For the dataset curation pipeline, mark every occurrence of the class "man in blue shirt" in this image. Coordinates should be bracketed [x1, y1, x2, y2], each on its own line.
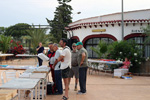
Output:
[36, 42, 44, 66]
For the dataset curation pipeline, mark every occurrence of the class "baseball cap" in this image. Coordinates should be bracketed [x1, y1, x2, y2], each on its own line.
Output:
[76, 42, 83, 46]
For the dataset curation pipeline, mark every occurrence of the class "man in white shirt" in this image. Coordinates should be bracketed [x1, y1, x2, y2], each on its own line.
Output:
[52, 43, 63, 95]
[58, 38, 71, 100]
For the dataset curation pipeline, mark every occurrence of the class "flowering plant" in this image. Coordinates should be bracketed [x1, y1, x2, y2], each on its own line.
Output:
[107, 40, 145, 73]
[9, 40, 26, 55]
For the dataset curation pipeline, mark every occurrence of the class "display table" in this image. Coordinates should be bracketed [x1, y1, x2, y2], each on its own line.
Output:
[88, 59, 123, 75]
[0, 65, 35, 70]
[16, 54, 37, 65]
[0, 54, 14, 64]
[19, 73, 48, 100]
[0, 78, 40, 100]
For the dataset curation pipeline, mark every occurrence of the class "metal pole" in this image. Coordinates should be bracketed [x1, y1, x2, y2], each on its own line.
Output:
[121, 0, 124, 40]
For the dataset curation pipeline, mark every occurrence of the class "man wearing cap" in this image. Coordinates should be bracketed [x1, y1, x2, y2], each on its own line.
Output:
[68, 43, 79, 91]
[76, 42, 88, 95]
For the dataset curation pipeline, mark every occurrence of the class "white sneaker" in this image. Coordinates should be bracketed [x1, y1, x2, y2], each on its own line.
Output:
[77, 91, 86, 95]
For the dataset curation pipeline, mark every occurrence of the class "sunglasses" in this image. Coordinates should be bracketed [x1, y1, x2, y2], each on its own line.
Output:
[72, 46, 76, 47]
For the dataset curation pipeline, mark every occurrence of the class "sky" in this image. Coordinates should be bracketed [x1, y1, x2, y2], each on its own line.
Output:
[0, 0, 150, 27]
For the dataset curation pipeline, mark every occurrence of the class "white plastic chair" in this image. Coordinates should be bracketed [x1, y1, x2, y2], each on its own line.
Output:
[98, 63, 105, 71]
[1, 70, 20, 84]
[90, 62, 99, 74]
[88, 61, 93, 74]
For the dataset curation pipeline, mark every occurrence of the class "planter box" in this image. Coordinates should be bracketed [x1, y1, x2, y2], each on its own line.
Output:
[140, 61, 150, 73]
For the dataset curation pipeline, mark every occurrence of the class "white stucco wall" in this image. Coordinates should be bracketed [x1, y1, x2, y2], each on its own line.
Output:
[69, 23, 148, 42]
[68, 9, 150, 42]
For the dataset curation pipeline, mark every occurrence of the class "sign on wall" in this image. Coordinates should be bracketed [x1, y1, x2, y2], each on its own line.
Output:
[131, 30, 144, 33]
[92, 29, 106, 32]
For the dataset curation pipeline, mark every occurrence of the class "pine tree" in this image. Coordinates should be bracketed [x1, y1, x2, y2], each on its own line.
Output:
[46, 0, 73, 42]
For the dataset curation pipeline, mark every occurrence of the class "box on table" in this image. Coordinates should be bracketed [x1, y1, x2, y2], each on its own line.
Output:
[0, 89, 17, 100]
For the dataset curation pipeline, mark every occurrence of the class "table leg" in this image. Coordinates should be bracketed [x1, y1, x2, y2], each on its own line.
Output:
[42, 79, 45, 100]
[18, 89, 21, 100]
[31, 90, 33, 100]
[38, 81, 40, 100]
[45, 78, 48, 98]
[35, 85, 38, 100]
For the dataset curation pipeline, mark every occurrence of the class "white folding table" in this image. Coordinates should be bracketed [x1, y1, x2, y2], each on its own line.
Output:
[19, 73, 48, 100]
[88, 59, 123, 74]
[0, 54, 14, 64]
[0, 78, 40, 100]
[16, 54, 37, 64]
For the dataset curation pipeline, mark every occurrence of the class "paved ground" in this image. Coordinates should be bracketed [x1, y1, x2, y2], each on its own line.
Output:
[1, 58, 150, 100]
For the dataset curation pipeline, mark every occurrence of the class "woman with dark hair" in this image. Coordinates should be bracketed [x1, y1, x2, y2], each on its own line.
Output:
[120, 57, 130, 69]
[36, 42, 44, 66]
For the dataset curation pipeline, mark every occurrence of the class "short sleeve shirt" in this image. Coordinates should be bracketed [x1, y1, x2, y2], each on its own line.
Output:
[37, 46, 44, 54]
[54, 49, 62, 70]
[71, 50, 78, 67]
[77, 47, 88, 67]
[60, 46, 71, 69]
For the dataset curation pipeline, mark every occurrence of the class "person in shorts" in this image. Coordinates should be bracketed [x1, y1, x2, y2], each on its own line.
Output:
[58, 38, 71, 100]
[68, 43, 79, 91]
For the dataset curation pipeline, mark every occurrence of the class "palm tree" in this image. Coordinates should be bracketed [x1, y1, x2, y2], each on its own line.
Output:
[91, 40, 108, 58]
[0, 35, 12, 53]
[26, 25, 48, 54]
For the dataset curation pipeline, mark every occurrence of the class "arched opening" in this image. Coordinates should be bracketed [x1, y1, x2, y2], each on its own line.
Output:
[124, 33, 150, 57]
[71, 36, 80, 42]
[82, 34, 117, 58]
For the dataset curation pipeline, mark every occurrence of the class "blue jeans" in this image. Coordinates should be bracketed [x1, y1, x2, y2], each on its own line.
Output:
[79, 67, 88, 93]
[54, 70, 63, 94]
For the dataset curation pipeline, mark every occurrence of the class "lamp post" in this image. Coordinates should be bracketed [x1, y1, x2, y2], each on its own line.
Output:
[72, 12, 81, 20]
[121, 0, 124, 40]
[69, 11, 81, 37]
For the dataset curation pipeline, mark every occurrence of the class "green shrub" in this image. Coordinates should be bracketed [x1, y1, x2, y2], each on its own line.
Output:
[108, 40, 145, 73]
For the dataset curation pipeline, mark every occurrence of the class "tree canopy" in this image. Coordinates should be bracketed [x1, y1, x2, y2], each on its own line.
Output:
[0, 27, 6, 35]
[4, 23, 30, 39]
[46, 0, 73, 42]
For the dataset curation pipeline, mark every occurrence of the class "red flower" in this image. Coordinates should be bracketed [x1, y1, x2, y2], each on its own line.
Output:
[9, 40, 26, 55]
[10, 40, 13, 43]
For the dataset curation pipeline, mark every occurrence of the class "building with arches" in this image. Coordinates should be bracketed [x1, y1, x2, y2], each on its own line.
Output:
[67, 9, 150, 58]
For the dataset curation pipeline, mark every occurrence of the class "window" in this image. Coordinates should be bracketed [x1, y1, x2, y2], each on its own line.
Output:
[85, 37, 114, 58]
[127, 37, 150, 57]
